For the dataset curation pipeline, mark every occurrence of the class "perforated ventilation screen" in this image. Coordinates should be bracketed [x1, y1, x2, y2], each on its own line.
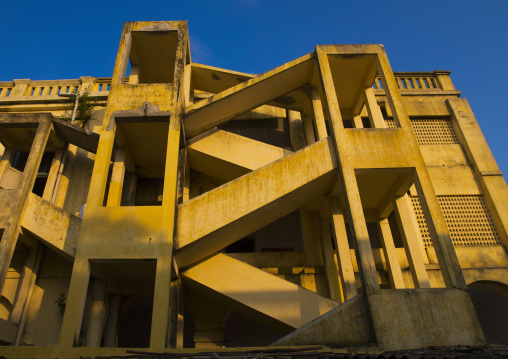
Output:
[384, 118, 459, 145]
[410, 195, 500, 247]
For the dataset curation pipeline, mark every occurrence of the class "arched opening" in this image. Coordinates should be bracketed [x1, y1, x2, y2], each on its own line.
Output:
[468, 281, 508, 344]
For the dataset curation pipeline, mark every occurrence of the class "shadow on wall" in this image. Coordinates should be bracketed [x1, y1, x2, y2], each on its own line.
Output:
[468, 281, 508, 344]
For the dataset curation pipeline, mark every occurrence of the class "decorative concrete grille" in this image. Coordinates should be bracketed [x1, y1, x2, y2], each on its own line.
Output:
[385, 119, 397, 128]
[410, 195, 500, 247]
[384, 118, 459, 145]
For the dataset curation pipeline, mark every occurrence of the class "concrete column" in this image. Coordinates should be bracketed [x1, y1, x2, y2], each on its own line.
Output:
[183, 63, 193, 107]
[404, 194, 428, 264]
[177, 285, 184, 349]
[0, 119, 52, 295]
[168, 279, 181, 348]
[8, 242, 43, 347]
[85, 279, 107, 347]
[363, 87, 385, 129]
[53, 144, 77, 208]
[42, 148, 64, 202]
[183, 157, 190, 203]
[106, 148, 126, 207]
[150, 113, 182, 349]
[103, 294, 121, 347]
[151, 257, 172, 350]
[393, 195, 430, 288]
[311, 88, 328, 140]
[0, 148, 14, 182]
[120, 173, 137, 206]
[412, 167, 467, 289]
[353, 115, 363, 129]
[129, 66, 139, 84]
[374, 48, 412, 129]
[59, 258, 91, 347]
[287, 110, 306, 151]
[10, 244, 40, 325]
[299, 209, 323, 267]
[330, 198, 357, 301]
[316, 49, 378, 294]
[302, 116, 316, 145]
[377, 219, 405, 289]
[86, 131, 115, 208]
[319, 218, 342, 302]
[13, 244, 43, 346]
[342, 168, 380, 294]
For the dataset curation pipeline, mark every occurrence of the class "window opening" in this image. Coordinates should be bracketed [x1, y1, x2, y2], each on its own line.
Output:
[361, 117, 371, 128]
[343, 119, 353, 128]
[125, 30, 179, 84]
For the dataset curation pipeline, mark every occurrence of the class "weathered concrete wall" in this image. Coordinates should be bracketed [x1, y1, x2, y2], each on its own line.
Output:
[369, 289, 485, 350]
[272, 293, 371, 346]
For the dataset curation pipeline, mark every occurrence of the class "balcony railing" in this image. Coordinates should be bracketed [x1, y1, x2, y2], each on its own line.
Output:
[0, 70, 455, 103]
[0, 77, 113, 100]
[373, 71, 455, 91]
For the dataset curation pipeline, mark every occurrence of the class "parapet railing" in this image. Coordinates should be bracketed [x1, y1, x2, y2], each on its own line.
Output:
[373, 71, 455, 91]
[0, 77, 116, 99]
[0, 71, 455, 100]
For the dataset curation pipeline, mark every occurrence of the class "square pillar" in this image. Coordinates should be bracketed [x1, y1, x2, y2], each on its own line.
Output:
[311, 87, 328, 140]
[302, 115, 316, 145]
[103, 294, 121, 347]
[329, 197, 357, 301]
[86, 131, 115, 208]
[352, 115, 364, 129]
[412, 167, 467, 289]
[393, 195, 430, 288]
[363, 87, 386, 129]
[287, 110, 306, 151]
[42, 147, 64, 202]
[58, 258, 91, 348]
[106, 148, 126, 207]
[85, 279, 107, 347]
[319, 217, 342, 302]
[377, 218, 405, 289]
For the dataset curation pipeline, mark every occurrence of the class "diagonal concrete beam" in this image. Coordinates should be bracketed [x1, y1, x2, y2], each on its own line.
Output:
[187, 129, 293, 181]
[175, 137, 338, 268]
[182, 253, 338, 332]
[20, 193, 80, 260]
[184, 53, 315, 138]
[191, 63, 254, 94]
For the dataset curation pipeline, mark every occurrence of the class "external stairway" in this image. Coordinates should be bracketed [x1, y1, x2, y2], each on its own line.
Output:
[174, 137, 338, 268]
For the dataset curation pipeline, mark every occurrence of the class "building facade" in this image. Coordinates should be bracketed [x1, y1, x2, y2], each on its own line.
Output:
[0, 21, 507, 357]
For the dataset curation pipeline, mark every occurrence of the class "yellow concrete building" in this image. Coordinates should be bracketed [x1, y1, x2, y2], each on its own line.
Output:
[0, 21, 507, 357]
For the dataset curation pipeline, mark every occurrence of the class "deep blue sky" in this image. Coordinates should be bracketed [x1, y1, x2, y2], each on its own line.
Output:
[1, 1, 507, 176]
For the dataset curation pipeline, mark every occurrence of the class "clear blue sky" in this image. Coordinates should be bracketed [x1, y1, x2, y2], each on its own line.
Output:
[1, 1, 507, 176]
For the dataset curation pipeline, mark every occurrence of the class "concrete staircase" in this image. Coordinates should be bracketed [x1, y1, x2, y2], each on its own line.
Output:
[182, 253, 339, 332]
[174, 137, 338, 268]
